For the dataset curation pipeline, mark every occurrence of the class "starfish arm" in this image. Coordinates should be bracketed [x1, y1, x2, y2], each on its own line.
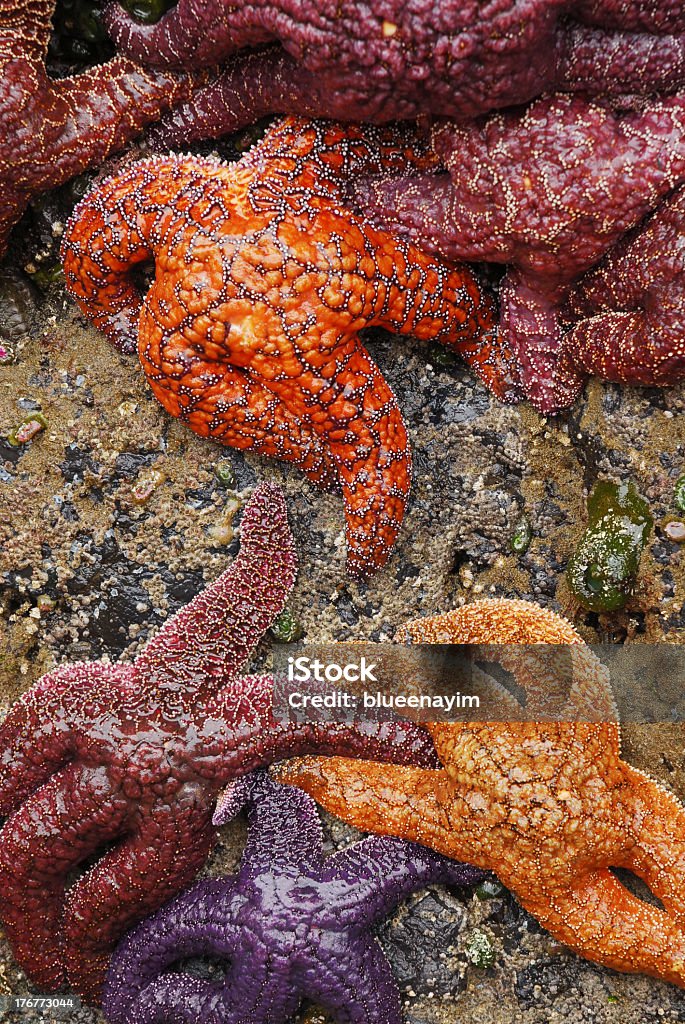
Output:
[47, 58, 197, 188]
[222, 957, 302, 1024]
[150, 55, 440, 168]
[529, 868, 685, 988]
[474, 643, 617, 723]
[0, 663, 138, 816]
[496, 269, 587, 414]
[148, 50, 320, 148]
[561, 185, 685, 388]
[307, 936, 403, 1024]
[0, 664, 85, 814]
[573, 2, 685, 33]
[104, 878, 237, 1024]
[62, 788, 216, 1002]
[366, 228, 519, 404]
[138, 311, 339, 493]
[109, 976, 220, 1024]
[215, 773, 325, 872]
[0, 0, 54, 59]
[613, 765, 685, 922]
[559, 24, 685, 95]
[112, 894, 302, 1024]
[211, 673, 439, 778]
[346, 171, 464, 263]
[273, 758, 453, 851]
[0, 763, 129, 992]
[330, 835, 483, 927]
[132, 483, 296, 705]
[273, 333, 410, 579]
[329, 839, 481, 929]
[103, 0, 253, 68]
[61, 155, 218, 355]
[149, 47, 448, 149]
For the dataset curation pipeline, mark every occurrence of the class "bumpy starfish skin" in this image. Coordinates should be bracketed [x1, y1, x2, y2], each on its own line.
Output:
[104, 1, 685, 129]
[104, 772, 483, 1024]
[61, 117, 501, 578]
[347, 93, 685, 412]
[0, 0, 205, 255]
[0, 484, 437, 1003]
[558, 183, 685, 387]
[276, 599, 685, 988]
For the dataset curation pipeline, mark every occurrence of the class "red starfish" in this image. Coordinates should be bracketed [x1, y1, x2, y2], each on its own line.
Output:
[0, 0, 202, 255]
[347, 93, 685, 412]
[61, 117, 505, 578]
[0, 484, 437, 1003]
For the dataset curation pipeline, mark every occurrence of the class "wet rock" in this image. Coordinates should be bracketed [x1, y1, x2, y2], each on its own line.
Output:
[380, 890, 469, 999]
[514, 958, 583, 1008]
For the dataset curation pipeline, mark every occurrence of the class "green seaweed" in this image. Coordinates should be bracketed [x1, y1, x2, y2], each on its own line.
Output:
[475, 878, 505, 900]
[566, 481, 652, 612]
[27, 263, 65, 292]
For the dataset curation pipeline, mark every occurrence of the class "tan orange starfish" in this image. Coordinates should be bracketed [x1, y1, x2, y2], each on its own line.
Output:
[275, 599, 685, 988]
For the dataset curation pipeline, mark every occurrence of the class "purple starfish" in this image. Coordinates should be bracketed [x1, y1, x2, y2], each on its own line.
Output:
[344, 92, 685, 412]
[0, 484, 437, 1004]
[104, 772, 484, 1024]
[103, 1, 685, 129]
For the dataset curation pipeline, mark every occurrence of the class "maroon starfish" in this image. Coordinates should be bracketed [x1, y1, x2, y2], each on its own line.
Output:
[345, 93, 685, 412]
[0, 483, 436, 1004]
[103, 1, 685, 127]
[0, 0, 202, 255]
[558, 183, 685, 389]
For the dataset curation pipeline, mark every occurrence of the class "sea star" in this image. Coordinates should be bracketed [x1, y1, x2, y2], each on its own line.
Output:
[103, 771, 483, 1024]
[60, 116, 503, 579]
[558, 183, 685, 390]
[0, 484, 437, 1003]
[103, 1, 685, 129]
[0, 0, 208, 257]
[275, 598, 685, 988]
[345, 93, 685, 413]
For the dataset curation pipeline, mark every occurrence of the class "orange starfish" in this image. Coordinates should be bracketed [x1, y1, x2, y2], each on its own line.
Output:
[275, 599, 685, 988]
[61, 117, 505, 579]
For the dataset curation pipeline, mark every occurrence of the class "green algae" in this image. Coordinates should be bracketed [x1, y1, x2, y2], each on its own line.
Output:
[566, 481, 652, 612]
[510, 515, 532, 554]
[270, 608, 304, 644]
